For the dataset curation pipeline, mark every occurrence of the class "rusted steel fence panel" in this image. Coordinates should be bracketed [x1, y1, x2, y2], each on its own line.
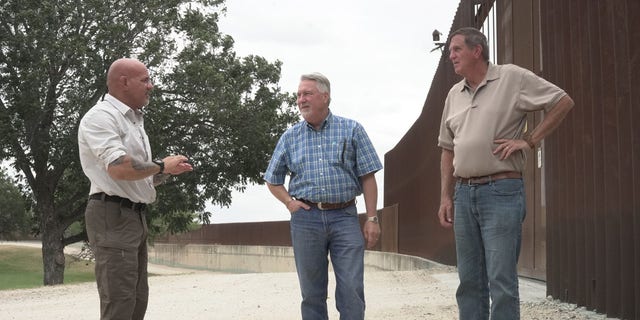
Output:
[541, 0, 639, 318]
[382, 0, 471, 267]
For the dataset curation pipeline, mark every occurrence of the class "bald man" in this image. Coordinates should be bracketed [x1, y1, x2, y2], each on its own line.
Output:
[78, 58, 193, 320]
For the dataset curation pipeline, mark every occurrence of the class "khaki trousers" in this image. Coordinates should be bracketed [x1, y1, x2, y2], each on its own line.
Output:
[85, 198, 149, 320]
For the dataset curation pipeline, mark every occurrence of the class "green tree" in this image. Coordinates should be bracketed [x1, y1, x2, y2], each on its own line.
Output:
[0, 168, 30, 239]
[0, 0, 297, 285]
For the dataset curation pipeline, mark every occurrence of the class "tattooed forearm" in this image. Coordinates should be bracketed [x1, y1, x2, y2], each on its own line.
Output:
[153, 173, 171, 186]
[131, 158, 157, 171]
[109, 155, 156, 172]
[107, 155, 162, 181]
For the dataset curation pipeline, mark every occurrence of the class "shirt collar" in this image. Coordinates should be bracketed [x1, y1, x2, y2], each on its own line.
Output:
[104, 94, 141, 116]
[305, 109, 333, 131]
[461, 63, 500, 92]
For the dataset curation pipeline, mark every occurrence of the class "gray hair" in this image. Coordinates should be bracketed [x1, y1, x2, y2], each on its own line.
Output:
[449, 27, 490, 62]
[300, 72, 331, 105]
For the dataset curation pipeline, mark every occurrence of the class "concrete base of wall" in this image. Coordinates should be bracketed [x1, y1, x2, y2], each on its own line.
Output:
[149, 243, 445, 273]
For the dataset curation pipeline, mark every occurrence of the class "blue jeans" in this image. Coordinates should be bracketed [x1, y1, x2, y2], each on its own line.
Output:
[290, 204, 365, 320]
[453, 179, 525, 320]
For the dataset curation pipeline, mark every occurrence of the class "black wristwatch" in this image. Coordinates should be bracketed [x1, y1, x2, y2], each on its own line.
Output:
[152, 159, 164, 174]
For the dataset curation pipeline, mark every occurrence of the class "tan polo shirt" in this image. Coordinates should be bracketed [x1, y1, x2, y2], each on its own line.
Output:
[438, 63, 566, 178]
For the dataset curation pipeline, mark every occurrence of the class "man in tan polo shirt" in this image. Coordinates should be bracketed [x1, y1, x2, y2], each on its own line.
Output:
[437, 27, 574, 320]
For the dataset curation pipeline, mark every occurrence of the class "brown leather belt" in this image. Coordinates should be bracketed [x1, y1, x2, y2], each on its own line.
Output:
[90, 192, 147, 212]
[299, 198, 356, 210]
[458, 171, 522, 185]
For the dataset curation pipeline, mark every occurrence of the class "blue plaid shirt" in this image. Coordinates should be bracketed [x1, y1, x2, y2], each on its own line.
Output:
[264, 111, 382, 203]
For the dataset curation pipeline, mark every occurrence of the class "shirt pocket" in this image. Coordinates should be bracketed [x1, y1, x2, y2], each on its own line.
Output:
[330, 138, 356, 170]
[328, 139, 344, 164]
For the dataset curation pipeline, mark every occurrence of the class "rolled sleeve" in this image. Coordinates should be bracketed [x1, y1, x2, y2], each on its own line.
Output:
[81, 110, 127, 169]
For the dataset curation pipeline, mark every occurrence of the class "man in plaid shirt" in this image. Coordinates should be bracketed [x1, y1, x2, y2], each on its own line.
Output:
[265, 72, 382, 320]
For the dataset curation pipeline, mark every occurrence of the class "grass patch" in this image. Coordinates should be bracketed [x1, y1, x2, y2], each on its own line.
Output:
[0, 245, 95, 290]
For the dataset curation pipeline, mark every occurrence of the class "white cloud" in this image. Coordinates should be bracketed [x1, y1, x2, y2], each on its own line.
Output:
[209, 0, 458, 223]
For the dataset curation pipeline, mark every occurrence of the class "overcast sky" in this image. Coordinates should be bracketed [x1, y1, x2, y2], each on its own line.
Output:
[210, 0, 459, 223]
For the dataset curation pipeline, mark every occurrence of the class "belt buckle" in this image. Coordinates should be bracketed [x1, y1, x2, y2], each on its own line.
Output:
[480, 176, 493, 184]
[471, 177, 487, 185]
[317, 202, 326, 210]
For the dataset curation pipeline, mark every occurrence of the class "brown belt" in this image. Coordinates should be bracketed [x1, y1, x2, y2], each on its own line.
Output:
[90, 192, 147, 212]
[299, 198, 356, 210]
[458, 171, 522, 185]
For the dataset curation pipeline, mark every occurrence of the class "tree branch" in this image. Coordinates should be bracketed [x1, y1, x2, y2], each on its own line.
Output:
[62, 230, 87, 247]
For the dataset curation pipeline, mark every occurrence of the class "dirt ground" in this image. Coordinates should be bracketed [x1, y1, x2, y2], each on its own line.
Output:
[0, 242, 616, 319]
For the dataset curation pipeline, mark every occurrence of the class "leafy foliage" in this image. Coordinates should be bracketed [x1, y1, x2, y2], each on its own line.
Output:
[0, 0, 297, 284]
[0, 169, 30, 239]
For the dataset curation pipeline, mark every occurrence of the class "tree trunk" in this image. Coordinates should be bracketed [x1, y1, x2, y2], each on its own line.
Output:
[41, 208, 66, 285]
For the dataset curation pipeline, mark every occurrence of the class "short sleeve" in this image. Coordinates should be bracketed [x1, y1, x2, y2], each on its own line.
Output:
[438, 90, 455, 150]
[353, 123, 383, 177]
[264, 133, 290, 185]
[518, 69, 566, 113]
